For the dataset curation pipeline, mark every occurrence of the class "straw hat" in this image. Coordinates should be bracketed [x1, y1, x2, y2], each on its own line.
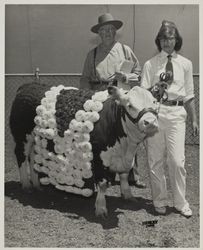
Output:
[91, 13, 123, 33]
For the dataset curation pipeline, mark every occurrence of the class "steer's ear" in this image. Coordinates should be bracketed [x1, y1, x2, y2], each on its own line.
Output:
[108, 86, 122, 99]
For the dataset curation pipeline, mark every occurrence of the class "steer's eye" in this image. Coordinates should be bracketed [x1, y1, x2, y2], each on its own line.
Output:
[127, 104, 132, 109]
[144, 120, 149, 125]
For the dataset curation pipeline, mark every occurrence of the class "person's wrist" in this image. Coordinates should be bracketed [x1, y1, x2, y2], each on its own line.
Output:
[121, 74, 127, 83]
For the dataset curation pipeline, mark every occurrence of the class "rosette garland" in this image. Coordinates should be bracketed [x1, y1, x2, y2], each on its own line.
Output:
[31, 85, 109, 197]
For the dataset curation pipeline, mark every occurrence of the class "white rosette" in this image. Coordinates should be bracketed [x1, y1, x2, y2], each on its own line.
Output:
[69, 119, 78, 132]
[34, 163, 41, 172]
[34, 154, 43, 164]
[36, 104, 47, 116]
[78, 142, 92, 153]
[72, 169, 82, 179]
[82, 152, 93, 162]
[65, 186, 74, 193]
[42, 158, 49, 167]
[92, 90, 109, 102]
[42, 110, 52, 120]
[82, 188, 93, 197]
[72, 187, 82, 195]
[40, 177, 50, 185]
[74, 178, 85, 188]
[54, 144, 65, 154]
[87, 111, 100, 123]
[34, 145, 41, 154]
[42, 149, 49, 159]
[82, 162, 92, 170]
[83, 99, 94, 112]
[81, 168, 93, 179]
[41, 166, 49, 174]
[45, 128, 56, 140]
[64, 129, 74, 141]
[47, 118, 56, 129]
[91, 101, 103, 112]
[82, 120, 94, 133]
[41, 138, 48, 148]
[48, 170, 58, 178]
[56, 184, 65, 191]
[75, 110, 86, 122]
[34, 116, 43, 126]
[49, 177, 57, 186]
[65, 175, 75, 186]
[56, 173, 67, 184]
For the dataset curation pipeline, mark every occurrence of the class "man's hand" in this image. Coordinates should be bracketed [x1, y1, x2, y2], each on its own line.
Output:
[115, 71, 127, 83]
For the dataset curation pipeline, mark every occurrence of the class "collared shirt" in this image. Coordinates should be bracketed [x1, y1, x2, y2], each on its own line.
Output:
[80, 41, 141, 84]
[141, 50, 194, 102]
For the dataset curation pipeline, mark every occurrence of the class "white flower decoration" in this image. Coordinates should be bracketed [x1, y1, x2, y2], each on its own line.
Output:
[83, 99, 94, 111]
[74, 178, 85, 188]
[75, 110, 86, 122]
[34, 116, 43, 126]
[92, 90, 109, 102]
[82, 120, 94, 133]
[91, 101, 103, 112]
[40, 177, 50, 185]
[82, 189, 93, 197]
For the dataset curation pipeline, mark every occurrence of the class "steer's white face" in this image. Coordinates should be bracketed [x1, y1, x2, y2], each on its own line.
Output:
[110, 86, 159, 136]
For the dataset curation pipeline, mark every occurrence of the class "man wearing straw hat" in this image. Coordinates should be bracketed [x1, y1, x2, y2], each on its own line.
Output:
[80, 13, 146, 189]
[80, 13, 141, 91]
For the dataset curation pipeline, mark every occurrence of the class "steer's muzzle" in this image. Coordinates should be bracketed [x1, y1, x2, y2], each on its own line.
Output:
[138, 112, 159, 136]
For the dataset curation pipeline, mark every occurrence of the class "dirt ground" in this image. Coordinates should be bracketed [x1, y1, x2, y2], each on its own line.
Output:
[5, 144, 199, 248]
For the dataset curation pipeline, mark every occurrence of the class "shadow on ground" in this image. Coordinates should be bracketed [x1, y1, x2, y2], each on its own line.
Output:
[5, 180, 159, 229]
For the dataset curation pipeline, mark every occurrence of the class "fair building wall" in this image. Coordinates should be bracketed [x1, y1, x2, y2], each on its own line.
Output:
[5, 4, 199, 74]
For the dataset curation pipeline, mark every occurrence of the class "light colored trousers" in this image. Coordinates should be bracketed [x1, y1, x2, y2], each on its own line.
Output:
[146, 104, 189, 210]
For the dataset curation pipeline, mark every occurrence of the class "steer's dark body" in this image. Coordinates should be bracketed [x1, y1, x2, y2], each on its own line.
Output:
[10, 82, 159, 217]
[10, 83, 126, 185]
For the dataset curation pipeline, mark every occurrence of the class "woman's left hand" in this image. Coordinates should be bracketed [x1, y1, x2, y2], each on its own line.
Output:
[192, 121, 199, 136]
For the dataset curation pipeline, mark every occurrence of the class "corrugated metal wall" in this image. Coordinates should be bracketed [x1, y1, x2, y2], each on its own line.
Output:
[5, 4, 199, 74]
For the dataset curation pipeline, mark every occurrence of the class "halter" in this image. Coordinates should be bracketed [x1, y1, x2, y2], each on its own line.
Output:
[123, 107, 158, 125]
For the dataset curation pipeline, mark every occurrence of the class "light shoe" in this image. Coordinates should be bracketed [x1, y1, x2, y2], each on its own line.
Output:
[154, 206, 166, 215]
[176, 205, 192, 218]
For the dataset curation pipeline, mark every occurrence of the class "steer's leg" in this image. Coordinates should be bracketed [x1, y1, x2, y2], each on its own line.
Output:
[15, 143, 32, 190]
[95, 179, 108, 218]
[119, 172, 133, 199]
[29, 146, 41, 190]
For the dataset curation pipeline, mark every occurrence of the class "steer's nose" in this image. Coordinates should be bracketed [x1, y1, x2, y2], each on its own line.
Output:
[144, 120, 149, 126]
[145, 119, 159, 136]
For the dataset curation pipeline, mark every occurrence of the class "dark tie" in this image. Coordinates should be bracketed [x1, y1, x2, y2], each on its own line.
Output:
[165, 55, 173, 84]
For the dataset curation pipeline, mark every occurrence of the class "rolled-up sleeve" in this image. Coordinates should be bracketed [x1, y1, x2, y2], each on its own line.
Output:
[141, 61, 153, 89]
[183, 60, 195, 103]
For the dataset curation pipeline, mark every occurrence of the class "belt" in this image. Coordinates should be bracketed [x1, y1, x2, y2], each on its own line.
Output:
[89, 79, 118, 86]
[162, 100, 184, 106]
[89, 81, 109, 85]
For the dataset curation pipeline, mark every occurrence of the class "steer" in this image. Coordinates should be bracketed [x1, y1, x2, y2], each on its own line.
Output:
[9, 83, 159, 217]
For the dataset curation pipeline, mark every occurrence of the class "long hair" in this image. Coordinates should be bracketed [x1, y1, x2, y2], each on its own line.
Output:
[155, 21, 183, 52]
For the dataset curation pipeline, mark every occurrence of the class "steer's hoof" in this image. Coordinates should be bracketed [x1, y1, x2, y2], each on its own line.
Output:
[95, 208, 108, 219]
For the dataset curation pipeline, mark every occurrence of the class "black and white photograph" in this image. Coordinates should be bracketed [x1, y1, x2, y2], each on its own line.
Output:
[3, 1, 201, 248]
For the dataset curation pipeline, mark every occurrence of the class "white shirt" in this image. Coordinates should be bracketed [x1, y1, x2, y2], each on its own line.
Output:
[141, 50, 194, 102]
[81, 41, 141, 84]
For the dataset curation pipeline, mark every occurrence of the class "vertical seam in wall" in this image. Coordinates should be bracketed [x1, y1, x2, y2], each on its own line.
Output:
[132, 5, 136, 52]
[26, 5, 33, 73]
